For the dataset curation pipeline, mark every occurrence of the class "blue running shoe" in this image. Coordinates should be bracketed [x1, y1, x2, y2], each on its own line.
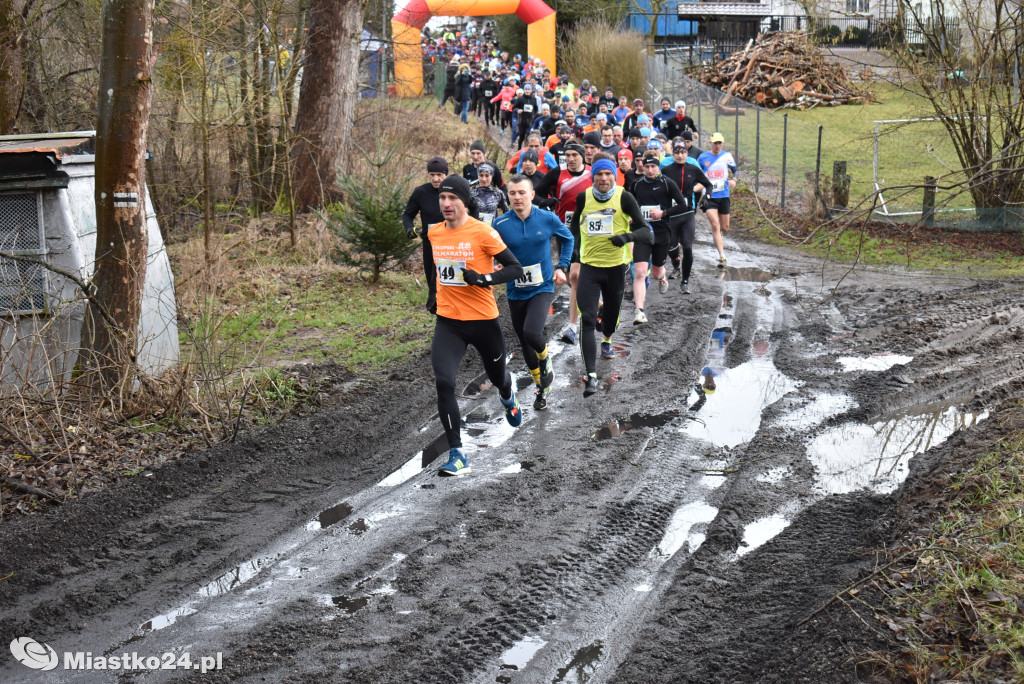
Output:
[500, 389, 523, 427]
[559, 325, 577, 344]
[601, 341, 615, 359]
[438, 448, 470, 476]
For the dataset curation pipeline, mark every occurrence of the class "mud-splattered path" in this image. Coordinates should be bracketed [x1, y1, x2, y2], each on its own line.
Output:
[1, 224, 1022, 683]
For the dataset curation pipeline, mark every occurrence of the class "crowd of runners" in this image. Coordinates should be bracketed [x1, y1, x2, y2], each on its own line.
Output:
[404, 37, 738, 476]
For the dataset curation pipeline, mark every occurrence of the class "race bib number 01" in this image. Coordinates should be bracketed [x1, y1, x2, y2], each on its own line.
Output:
[585, 213, 613, 236]
[437, 259, 467, 287]
[515, 263, 543, 288]
[640, 205, 659, 221]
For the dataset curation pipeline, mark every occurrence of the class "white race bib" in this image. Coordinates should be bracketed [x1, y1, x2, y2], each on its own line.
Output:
[437, 259, 467, 287]
[514, 263, 544, 288]
[479, 212, 494, 225]
[640, 205, 660, 221]
[523, 104, 534, 113]
[585, 213, 613, 236]
[484, 89, 493, 96]
[708, 170, 727, 193]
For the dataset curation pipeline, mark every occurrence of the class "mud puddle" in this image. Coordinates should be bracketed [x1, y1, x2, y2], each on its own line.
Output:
[592, 410, 684, 440]
[553, 641, 604, 683]
[808, 402, 989, 495]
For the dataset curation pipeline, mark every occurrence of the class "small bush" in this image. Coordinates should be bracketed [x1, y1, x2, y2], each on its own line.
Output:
[559, 19, 647, 98]
[323, 145, 419, 284]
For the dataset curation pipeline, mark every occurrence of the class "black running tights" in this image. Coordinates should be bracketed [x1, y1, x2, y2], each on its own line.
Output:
[577, 263, 626, 375]
[431, 316, 511, 450]
[508, 292, 553, 372]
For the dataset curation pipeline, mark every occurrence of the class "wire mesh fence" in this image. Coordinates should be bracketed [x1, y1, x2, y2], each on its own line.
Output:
[646, 52, 1024, 234]
[647, 52, 824, 215]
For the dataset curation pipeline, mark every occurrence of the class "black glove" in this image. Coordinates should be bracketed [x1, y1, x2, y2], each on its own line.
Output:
[609, 233, 631, 247]
[699, 195, 709, 212]
[405, 224, 418, 239]
[461, 268, 492, 287]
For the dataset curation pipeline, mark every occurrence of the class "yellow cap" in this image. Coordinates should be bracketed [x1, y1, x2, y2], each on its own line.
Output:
[710, 132, 725, 143]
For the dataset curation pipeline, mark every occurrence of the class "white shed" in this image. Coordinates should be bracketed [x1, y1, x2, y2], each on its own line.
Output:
[0, 131, 178, 392]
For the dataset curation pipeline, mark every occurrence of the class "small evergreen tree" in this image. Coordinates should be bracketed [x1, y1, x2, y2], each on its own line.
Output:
[324, 146, 419, 284]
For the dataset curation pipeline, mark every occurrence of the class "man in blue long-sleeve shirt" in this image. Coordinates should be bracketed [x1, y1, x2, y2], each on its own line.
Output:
[492, 174, 574, 410]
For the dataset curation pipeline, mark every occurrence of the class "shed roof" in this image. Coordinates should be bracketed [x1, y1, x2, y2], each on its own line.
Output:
[0, 131, 95, 159]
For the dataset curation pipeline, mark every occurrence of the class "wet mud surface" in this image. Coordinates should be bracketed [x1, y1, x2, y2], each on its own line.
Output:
[1, 221, 1022, 683]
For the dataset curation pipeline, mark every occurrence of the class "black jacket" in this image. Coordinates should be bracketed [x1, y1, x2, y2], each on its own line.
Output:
[628, 174, 687, 229]
[455, 72, 473, 102]
[663, 115, 697, 141]
[402, 183, 443, 238]
[478, 78, 498, 102]
[661, 162, 712, 214]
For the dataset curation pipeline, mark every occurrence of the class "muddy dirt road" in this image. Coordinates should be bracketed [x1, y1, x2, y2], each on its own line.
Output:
[2, 225, 1022, 683]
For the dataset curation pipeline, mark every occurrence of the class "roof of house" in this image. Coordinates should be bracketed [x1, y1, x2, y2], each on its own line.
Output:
[676, 2, 772, 16]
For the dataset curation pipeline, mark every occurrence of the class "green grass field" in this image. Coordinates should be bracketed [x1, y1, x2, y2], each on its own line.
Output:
[689, 82, 970, 214]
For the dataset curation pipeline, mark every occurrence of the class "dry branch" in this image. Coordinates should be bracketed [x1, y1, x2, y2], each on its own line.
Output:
[690, 31, 870, 110]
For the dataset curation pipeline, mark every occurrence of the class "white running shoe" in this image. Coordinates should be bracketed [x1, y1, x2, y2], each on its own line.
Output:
[634, 309, 647, 325]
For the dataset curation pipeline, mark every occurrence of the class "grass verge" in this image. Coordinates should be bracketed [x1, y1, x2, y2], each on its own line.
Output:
[731, 188, 1024, 278]
[869, 408, 1024, 682]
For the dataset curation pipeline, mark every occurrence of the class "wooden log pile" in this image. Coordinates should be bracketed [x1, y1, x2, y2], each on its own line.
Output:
[691, 31, 871, 110]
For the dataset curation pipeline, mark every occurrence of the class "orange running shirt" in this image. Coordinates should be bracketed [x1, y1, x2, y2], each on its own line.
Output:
[428, 217, 509, 321]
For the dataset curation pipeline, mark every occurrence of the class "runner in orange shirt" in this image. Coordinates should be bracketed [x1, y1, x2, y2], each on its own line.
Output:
[427, 175, 525, 476]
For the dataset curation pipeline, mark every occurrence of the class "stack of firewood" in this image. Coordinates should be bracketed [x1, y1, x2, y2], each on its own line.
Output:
[690, 32, 871, 110]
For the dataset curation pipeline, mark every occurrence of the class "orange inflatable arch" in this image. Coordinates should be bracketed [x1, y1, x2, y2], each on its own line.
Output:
[392, 0, 556, 97]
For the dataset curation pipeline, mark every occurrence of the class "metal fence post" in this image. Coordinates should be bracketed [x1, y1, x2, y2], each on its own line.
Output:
[781, 113, 788, 209]
[715, 93, 720, 134]
[734, 105, 740, 158]
[755, 107, 760, 195]
[814, 125, 823, 214]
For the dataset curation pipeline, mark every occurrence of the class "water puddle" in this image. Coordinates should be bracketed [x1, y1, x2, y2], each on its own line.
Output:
[332, 594, 370, 614]
[685, 356, 797, 448]
[717, 266, 774, 282]
[500, 463, 523, 474]
[736, 514, 790, 557]
[348, 518, 369, 534]
[592, 410, 682, 440]
[634, 584, 652, 592]
[499, 634, 547, 673]
[772, 394, 856, 431]
[837, 353, 913, 372]
[655, 502, 719, 557]
[808, 404, 989, 495]
[553, 640, 603, 683]
[306, 502, 353, 531]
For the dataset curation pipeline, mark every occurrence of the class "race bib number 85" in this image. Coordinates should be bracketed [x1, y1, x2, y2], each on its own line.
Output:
[585, 213, 613, 236]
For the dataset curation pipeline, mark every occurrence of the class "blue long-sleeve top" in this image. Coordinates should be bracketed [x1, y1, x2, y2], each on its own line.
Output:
[515, 150, 558, 174]
[491, 206, 574, 301]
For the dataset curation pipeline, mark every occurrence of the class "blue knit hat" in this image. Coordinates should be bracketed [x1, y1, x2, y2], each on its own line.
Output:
[591, 158, 617, 179]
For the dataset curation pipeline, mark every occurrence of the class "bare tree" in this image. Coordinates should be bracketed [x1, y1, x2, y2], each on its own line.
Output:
[291, 0, 366, 210]
[0, 0, 22, 133]
[889, 0, 1024, 218]
[82, 0, 155, 401]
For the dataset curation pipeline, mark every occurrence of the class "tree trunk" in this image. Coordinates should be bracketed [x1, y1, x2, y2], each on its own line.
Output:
[0, 0, 23, 133]
[291, 0, 365, 210]
[82, 0, 154, 402]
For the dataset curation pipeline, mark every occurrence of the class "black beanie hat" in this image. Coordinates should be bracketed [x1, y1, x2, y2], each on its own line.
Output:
[470, 140, 486, 153]
[582, 131, 602, 148]
[439, 174, 473, 206]
[521, 149, 540, 164]
[426, 156, 449, 174]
